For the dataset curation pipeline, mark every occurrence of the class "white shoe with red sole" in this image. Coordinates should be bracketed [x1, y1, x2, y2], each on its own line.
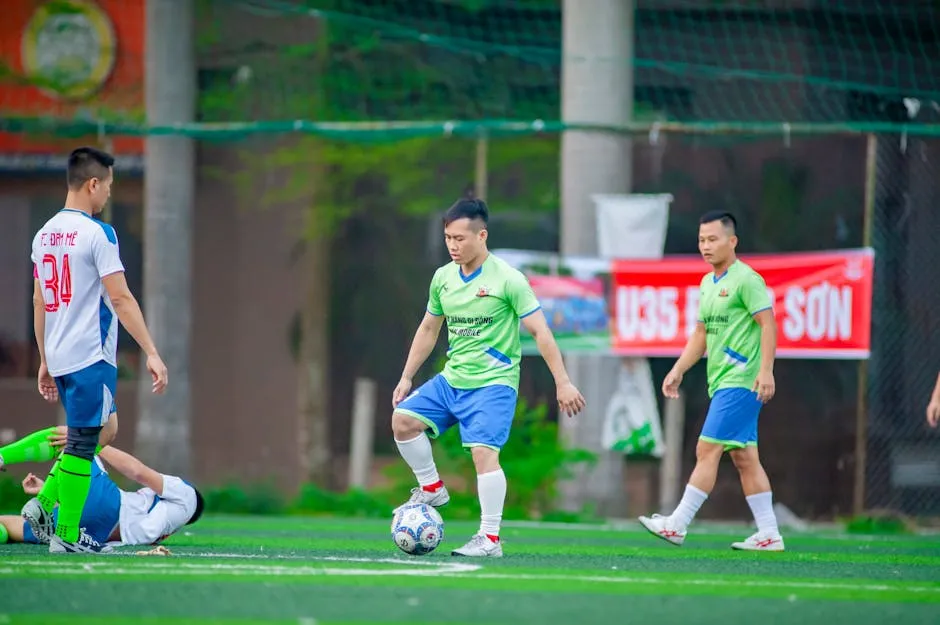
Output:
[731, 531, 785, 551]
[638, 514, 687, 546]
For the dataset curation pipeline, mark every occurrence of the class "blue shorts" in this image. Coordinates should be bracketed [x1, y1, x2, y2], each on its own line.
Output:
[23, 457, 121, 545]
[54, 360, 117, 428]
[395, 374, 518, 451]
[699, 387, 762, 450]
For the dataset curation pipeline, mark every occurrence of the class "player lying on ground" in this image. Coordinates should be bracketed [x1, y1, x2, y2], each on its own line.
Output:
[0, 426, 204, 550]
[391, 198, 586, 558]
[31, 147, 168, 553]
[638, 211, 785, 552]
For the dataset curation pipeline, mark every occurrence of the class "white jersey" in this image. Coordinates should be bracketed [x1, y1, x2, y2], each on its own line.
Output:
[118, 475, 199, 546]
[31, 208, 125, 377]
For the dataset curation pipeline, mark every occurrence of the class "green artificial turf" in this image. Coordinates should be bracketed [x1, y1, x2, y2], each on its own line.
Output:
[1, 516, 937, 625]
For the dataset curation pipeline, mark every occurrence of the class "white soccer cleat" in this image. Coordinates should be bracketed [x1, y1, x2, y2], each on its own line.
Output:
[21, 498, 54, 545]
[638, 514, 687, 546]
[49, 528, 113, 554]
[731, 531, 785, 552]
[451, 533, 503, 558]
[394, 485, 450, 514]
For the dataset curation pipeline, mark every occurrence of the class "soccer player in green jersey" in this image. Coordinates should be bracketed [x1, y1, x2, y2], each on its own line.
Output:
[639, 211, 784, 551]
[390, 198, 586, 557]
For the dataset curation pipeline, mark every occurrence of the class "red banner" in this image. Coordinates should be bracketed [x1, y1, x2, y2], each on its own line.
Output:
[611, 249, 874, 359]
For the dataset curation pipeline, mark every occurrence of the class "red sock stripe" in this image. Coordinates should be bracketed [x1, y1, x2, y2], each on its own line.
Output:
[421, 480, 444, 493]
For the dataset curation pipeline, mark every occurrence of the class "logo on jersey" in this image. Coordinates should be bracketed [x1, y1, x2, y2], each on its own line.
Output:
[718, 288, 729, 297]
[476, 286, 491, 297]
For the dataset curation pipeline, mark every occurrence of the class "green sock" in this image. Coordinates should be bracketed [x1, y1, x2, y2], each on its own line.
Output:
[54, 454, 93, 543]
[37, 454, 62, 514]
[0, 427, 59, 466]
[0, 522, 8, 544]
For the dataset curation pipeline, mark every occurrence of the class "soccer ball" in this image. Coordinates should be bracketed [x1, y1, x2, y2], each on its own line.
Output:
[391, 503, 444, 556]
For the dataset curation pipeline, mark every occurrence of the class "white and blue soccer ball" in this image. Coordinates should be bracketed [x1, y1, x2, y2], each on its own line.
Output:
[391, 503, 444, 556]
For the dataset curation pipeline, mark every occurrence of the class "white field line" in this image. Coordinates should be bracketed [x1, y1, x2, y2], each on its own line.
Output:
[1, 557, 937, 594]
[175, 553, 464, 565]
[0, 555, 479, 576]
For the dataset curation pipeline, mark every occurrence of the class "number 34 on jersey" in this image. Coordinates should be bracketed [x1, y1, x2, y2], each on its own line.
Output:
[39, 253, 74, 312]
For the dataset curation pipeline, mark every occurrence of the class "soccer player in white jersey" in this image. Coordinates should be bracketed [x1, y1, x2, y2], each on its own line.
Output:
[26, 147, 168, 554]
[391, 198, 586, 557]
[0, 426, 204, 549]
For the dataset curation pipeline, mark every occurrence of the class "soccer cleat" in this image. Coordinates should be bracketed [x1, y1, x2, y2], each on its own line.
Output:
[638, 514, 687, 546]
[731, 531, 785, 552]
[394, 484, 450, 513]
[451, 533, 503, 557]
[49, 528, 113, 554]
[21, 498, 54, 545]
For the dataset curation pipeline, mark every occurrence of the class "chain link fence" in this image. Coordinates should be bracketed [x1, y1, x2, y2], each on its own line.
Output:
[865, 134, 940, 520]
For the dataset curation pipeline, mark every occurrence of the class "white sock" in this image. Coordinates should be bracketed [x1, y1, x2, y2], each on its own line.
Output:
[477, 469, 506, 539]
[670, 484, 709, 531]
[746, 491, 779, 535]
[394, 433, 441, 487]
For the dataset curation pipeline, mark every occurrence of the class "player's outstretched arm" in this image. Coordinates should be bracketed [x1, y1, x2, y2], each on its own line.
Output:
[102, 272, 168, 394]
[663, 322, 707, 399]
[393, 312, 444, 407]
[97, 446, 165, 495]
[32, 279, 57, 403]
[751, 309, 777, 403]
[521, 310, 585, 417]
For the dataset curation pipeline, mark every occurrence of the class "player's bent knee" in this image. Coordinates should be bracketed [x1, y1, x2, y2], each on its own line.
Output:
[64, 426, 103, 461]
[470, 446, 500, 473]
[729, 446, 759, 470]
[391, 411, 426, 439]
[695, 438, 724, 462]
[99, 414, 118, 447]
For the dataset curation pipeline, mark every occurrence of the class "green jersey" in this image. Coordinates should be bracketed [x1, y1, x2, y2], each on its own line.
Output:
[427, 253, 541, 391]
[697, 260, 772, 397]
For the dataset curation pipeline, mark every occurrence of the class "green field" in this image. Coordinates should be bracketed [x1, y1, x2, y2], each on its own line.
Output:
[1, 516, 938, 624]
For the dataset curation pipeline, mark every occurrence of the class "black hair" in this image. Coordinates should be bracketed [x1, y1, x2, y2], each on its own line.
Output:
[187, 488, 205, 525]
[67, 147, 114, 190]
[443, 198, 489, 230]
[699, 210, 737, 233]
